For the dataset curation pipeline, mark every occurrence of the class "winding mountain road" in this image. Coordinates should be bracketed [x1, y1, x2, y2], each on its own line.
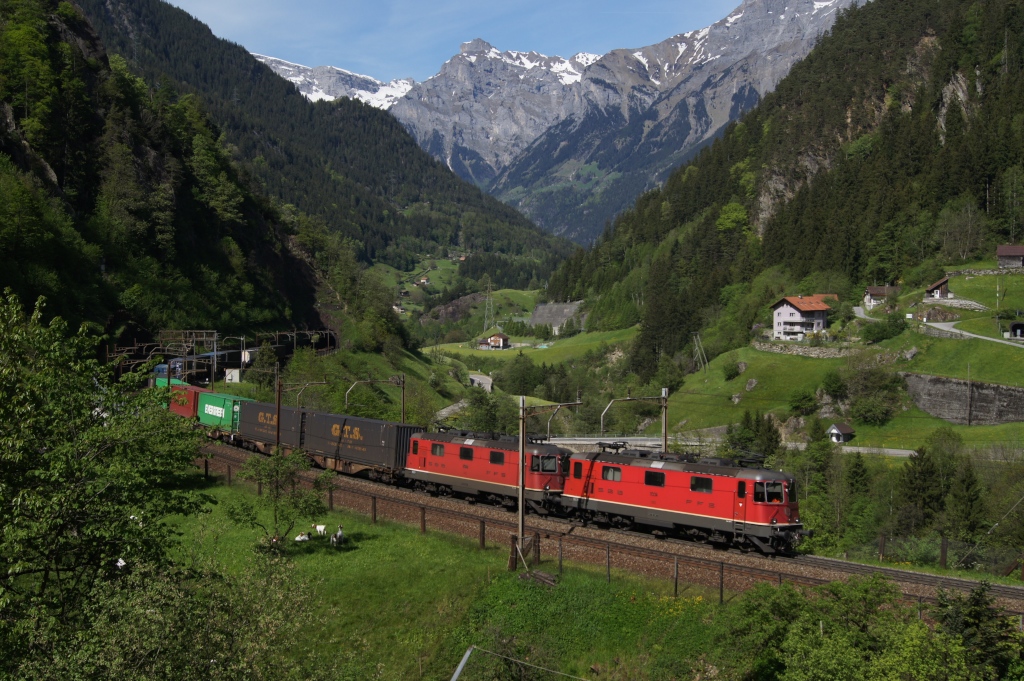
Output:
[924, 321, 1024, 348]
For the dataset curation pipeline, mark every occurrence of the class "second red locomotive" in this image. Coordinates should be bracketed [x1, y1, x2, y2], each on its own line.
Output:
[561, 449, 805, 554]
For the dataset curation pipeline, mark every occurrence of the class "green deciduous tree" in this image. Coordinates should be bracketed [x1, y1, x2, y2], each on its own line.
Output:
[15, 559, 337, 680]
[935, 583, 1024, 681]
[245, 342, 277, 390]
[463, 387, 518, 433]
[227, 452, 332, 544]
[730, 576, 977, 681]
[0, 292, 202, 669]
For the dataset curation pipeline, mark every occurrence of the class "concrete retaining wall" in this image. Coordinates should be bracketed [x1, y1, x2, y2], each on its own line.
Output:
[918, 325, 966, 340]
[902, 373, 1024, 425]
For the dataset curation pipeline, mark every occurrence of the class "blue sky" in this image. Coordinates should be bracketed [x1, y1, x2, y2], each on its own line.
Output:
[165, 0, 742, 83]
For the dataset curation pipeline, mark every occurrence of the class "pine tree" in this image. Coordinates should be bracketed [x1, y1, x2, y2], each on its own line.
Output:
[897, 447, 945, 534]
[946, 457, 985, 542]
[846, 452, 868, 499]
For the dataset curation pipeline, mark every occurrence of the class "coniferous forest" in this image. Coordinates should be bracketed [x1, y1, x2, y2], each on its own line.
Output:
[73, 0, 571, 273]
[0, 0, 319, 331]
[547, 0, 1024, 379]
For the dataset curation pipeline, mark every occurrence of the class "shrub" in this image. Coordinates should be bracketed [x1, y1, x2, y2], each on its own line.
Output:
[862, 312, 908, 344]
[850, 395, 895, 425]
[722, 360, 742, 382]
[789, 389, 818, 417]
[821, 370, 848, 401]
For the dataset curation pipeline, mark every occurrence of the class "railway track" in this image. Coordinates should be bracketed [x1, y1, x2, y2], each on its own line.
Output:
[197, 443, 1024, 614]
[791, 554, 1024, 603]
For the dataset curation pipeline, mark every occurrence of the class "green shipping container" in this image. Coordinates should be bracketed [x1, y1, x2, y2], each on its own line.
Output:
[155, 377, 188, 387]
[196, 392, 253, 431]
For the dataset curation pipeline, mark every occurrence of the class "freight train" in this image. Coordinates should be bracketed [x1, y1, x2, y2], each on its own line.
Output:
[164, 380, 807, 554]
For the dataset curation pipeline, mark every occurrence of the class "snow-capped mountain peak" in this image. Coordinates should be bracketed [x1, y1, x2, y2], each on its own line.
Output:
[454, 38, 603, 86]
[252, 54, 413, 109]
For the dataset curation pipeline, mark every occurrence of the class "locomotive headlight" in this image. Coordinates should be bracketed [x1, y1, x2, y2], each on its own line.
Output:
[771, 518, 777, 525]
[544, 484, 550, 491]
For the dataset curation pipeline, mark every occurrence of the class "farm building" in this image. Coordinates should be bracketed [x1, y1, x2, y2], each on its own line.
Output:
[863, 285, 900, 310]
[530, 301, 584, 336]
[770, 295, 835, 341]
[827, 423, 855, 443]
[485, 333, 510, 349]
[925, 277, 952, 300]
[997, 244, 1024, 268]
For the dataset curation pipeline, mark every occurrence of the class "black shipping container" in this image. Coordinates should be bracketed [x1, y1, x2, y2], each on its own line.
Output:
[304, 412, 419, 471]
[238, 402, 305, 449]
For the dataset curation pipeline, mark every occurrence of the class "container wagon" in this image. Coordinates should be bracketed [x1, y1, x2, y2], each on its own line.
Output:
[237, 402, 306, 451]
[196, 392, 253, 433]
[304, 413, 420, 483]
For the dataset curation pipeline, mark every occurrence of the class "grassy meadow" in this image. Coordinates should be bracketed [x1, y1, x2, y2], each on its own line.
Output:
[175, 479, 729, 680]
[948, 272, 1024, 311]
[437, 327, 638, 364]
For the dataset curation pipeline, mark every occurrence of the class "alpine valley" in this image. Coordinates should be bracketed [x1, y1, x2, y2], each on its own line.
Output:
[257, 0, 861, 242]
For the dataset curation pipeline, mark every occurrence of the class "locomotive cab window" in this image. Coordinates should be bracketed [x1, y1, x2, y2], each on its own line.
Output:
[459, 447, 473, 461]
[737, 481, 746, 498]
[602, 466, 622, 482]
[412, 441, 419, 455]
[690, 476, 713, 493]
[754, 481, 784, 503]
[431, 443, 445, 457]
[573, 461, 583, 479]
[489, 451, 505, 465]
[644, 471, 665, 487]
[787, 480, 796, 502]
[529, 455, 558, 473]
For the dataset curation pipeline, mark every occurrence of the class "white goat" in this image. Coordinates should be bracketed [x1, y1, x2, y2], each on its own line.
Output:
[313, 523, 327, 536]
[330, 525, 345, 547]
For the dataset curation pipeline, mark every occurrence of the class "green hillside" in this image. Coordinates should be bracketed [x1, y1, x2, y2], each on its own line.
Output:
[74, 0, 571, 274]
[0, 0, 317, 331]
[548, 0, 1024, 381]
[656, 343, 1024, 449]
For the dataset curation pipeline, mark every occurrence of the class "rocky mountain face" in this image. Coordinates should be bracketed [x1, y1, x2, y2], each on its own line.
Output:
[257, 0, 860, 242]
[252, 54, 414, 108]
[488, 0, 862, 241]
[389, 40, 601, 187]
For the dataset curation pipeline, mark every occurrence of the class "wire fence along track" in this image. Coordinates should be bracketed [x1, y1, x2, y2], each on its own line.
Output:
[197, 443, 1024, 616]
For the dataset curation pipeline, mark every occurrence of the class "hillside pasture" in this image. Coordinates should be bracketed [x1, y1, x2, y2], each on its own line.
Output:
[435, 327, 637, 365]
[656, 342, 1024, 451]
[948, 272, 1024, 311]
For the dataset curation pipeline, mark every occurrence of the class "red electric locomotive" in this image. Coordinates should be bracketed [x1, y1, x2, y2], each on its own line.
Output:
[404, 431, 571, 513]
[561, 450, 806, 554]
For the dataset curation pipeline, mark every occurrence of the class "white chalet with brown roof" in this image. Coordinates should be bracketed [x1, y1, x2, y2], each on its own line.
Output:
[863, 285, 900, 310]
[487, 333, 510, 349]
[771, 295, 835, 341]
